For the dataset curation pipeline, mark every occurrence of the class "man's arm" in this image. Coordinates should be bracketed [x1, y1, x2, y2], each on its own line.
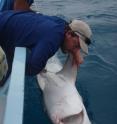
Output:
[25, 32, 62, 76]
[14, 0, 33, 11]
[0, 0, 33, 11]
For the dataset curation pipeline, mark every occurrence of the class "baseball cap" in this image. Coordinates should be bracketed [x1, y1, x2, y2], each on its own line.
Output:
[69, 19, 92, 54]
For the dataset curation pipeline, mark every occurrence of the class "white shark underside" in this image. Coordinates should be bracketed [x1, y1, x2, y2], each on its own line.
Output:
[37, 54, 91, 124]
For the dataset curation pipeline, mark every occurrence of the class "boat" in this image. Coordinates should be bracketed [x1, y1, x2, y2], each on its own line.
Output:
[0, 47, 26, 124]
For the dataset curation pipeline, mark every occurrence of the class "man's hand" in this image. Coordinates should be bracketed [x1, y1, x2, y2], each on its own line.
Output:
[71, 49, 84, 66]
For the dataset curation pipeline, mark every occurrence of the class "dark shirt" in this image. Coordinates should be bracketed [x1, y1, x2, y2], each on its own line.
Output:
[0, 10, 67, 76]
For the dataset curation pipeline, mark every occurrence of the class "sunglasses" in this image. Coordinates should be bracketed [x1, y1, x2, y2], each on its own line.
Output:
[74, 31, 91, 45]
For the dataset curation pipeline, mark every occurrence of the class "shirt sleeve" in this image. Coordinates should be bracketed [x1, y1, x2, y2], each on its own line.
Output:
[25, 32, 63, 76]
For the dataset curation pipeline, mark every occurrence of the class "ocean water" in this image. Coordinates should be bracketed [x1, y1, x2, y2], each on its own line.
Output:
[24, 0, 117, 124]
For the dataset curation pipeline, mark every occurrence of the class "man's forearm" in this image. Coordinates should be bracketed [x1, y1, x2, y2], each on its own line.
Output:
[14, 0, 33, 10]
[14, 0, 33, 6]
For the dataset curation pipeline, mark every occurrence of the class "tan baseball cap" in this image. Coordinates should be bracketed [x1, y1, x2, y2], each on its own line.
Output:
[69, 19, 92, 54]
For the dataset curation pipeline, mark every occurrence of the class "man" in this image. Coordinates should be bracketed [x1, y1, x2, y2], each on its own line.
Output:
[0, 0, 92, 86]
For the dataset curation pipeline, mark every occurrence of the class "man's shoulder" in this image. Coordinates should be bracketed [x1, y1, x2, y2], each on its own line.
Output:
[43, 15, 67, 25]
[0, 10, 34, 21]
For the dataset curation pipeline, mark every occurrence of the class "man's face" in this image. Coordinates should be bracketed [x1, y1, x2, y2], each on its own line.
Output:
[64, 31, 84, 65]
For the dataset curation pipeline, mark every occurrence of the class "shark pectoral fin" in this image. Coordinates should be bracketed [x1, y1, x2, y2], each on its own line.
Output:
[37, 74, 46, 91]
[61, 108, 91, 124]
[61, 111, 84, 124]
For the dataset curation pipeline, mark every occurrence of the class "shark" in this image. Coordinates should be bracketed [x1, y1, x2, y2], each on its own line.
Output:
[37, 54, 91, 124]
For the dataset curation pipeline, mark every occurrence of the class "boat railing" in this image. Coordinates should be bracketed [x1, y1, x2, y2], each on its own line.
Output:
[3, 47, 26, 124]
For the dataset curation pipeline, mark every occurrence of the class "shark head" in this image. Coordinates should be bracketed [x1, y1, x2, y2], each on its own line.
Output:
[37, 54, 77, 90]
